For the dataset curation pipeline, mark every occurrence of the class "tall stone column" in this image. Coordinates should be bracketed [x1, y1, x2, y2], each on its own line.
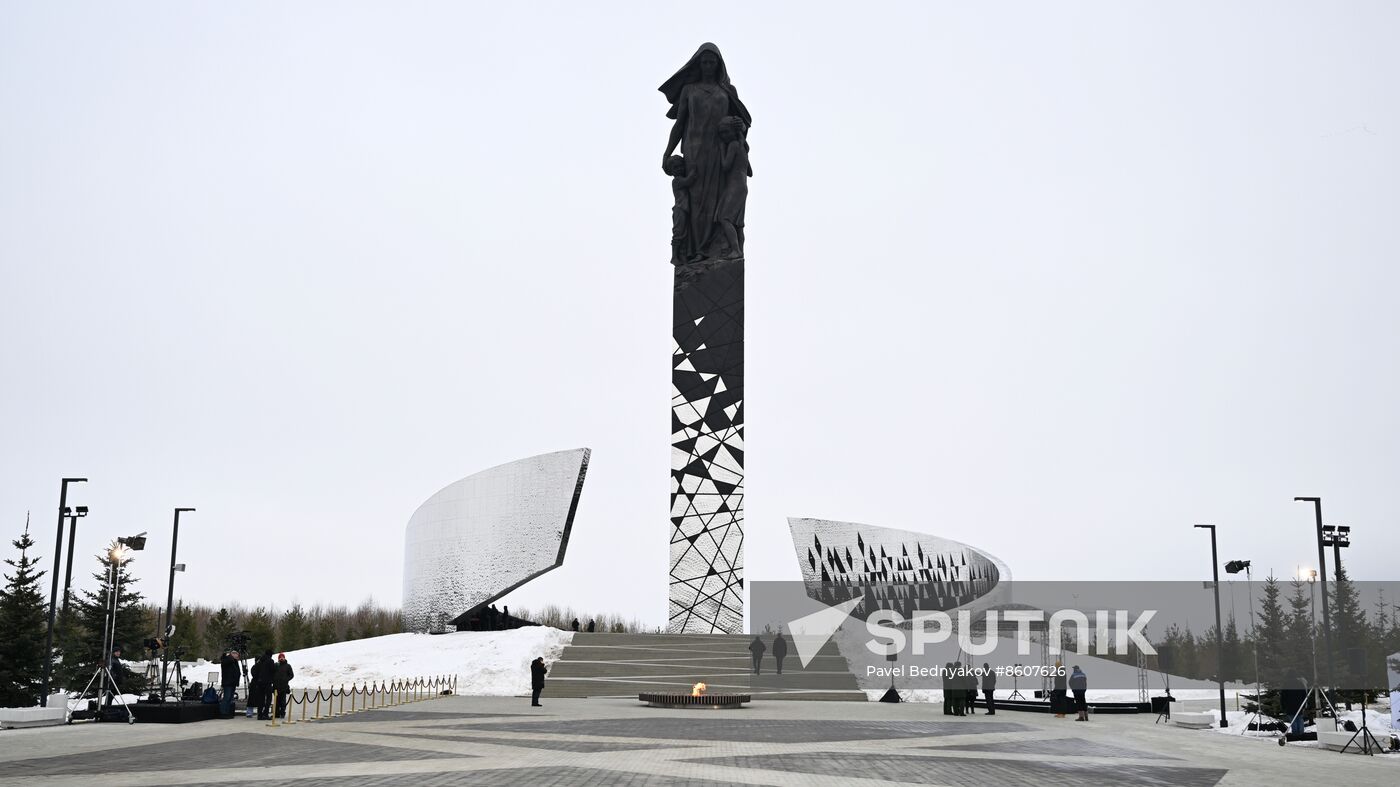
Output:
[669, 260, 744, 633]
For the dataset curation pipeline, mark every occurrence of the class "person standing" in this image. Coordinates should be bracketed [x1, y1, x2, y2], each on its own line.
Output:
[571, 618, 580, 632]
[530, 656, 547, 707]
[748, 635, 766, 675]
[951, 662, 965, 716]
[981, 663, 997, 715]
[250, 650, 274, 720]
[219, 650, 241, 718]
[941, 662, 955, 716]
[1069, 665, 1089, 721]
[1052, 661, 1068, 718]
[965, 668, 978, 714]
[273, 653, 294, 720]
[771, 629, 788, 675]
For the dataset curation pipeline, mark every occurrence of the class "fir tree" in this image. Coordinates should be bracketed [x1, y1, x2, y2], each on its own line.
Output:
[0, 519, 48, 706]
[204, 608, 237, 659]
[243, 607, 277, 656]
[169, 602, 200, 658]
[314, 615, 337, 647]
[1221, 615, 1244, 684]
[278, 605, 310, 652]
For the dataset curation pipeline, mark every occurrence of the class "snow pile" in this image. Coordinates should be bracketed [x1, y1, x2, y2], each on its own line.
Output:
[278, 628, 574, 695]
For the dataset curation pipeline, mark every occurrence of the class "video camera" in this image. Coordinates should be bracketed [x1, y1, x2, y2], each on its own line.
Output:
[225, 630, 252, 654]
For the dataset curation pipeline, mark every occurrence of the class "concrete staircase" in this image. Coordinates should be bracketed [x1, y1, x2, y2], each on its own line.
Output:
[544, 632, 865, 701]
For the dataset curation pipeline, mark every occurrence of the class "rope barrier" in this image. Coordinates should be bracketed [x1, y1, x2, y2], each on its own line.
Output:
[263, 675, 454, 729]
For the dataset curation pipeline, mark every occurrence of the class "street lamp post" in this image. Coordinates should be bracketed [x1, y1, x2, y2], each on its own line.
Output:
[1321, 523, 1351, 705]
[41, 477, 87, 702]
[60, 505, 89, 614]
[1294, 497, 1335, 691]
[161, 508, 195, 698]
[1195, 524, 1228, 728]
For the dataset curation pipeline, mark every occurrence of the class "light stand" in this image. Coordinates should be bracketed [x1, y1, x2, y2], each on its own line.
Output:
[77, 542, 139, 724]
[1284, 570, 1339, 738]
[1339, 650, 1383, 755]
[1226, 560, 1267, 735]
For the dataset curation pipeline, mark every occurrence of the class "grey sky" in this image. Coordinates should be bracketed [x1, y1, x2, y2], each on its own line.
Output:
[2, 2, 1397, 628]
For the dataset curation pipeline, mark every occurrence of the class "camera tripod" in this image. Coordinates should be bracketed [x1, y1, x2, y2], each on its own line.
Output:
[1008, 665, 1025, 700]
[1339, 701, 1384, 755]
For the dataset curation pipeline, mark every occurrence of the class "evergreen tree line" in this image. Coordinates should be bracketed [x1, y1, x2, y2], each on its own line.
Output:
[0, 521, 401, 704]
[156, 599, 403, 662]
[510, 604, 647, 633]
[1098, 570, 1400, 716]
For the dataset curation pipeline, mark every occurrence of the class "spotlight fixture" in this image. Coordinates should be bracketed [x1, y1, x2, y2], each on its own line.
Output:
[1225, 560, 1251, 574]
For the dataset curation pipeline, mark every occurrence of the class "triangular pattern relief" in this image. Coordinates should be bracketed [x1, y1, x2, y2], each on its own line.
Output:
[669, 261, 744, 634]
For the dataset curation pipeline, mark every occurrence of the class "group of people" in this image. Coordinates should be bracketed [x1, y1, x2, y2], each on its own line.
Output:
[941, 662, 998, 716]
[747, 631, 788, 674]
[217, 649, 294, 720]
[568, 618, 597, 633]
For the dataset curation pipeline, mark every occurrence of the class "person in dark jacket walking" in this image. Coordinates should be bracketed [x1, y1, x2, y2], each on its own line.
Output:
[1069, 665, 1089, 721]
[219, 650, 241, 718]
[530, 656, 547, 707]
[272, 653, 294, 719]
[771, 629, 788, 675]
[1052, 661, 1068, 718]
[250, 650, 275, 720]
[981, 662, 997, 715]
[748, 635, 766, 675]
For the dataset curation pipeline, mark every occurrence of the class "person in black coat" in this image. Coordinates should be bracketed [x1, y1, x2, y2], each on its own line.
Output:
[771, 629, 788, 675]
[219, 650, 242, 718]
[748, 636, 766, 675]
[941, 662, 955, 715]
[250, 650, 275, 720]
[530, 657, 547, 707]
[272, 653, 294, 719]
[1052, 661, 1069, 718]
[981, 662, 997, 715]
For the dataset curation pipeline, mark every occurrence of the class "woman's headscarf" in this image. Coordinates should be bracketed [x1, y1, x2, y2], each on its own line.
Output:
[658, 42, 752, 126]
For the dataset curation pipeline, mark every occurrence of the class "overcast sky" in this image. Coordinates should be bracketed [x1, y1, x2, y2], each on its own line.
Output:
[3, 2, 1396, 628]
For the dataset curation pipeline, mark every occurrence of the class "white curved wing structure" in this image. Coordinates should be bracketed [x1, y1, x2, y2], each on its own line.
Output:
[788, 517, 1010, 617]
[402, 448, 590, 633]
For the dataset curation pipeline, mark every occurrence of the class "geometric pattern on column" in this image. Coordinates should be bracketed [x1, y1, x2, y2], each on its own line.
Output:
[668, 259, 744, 633]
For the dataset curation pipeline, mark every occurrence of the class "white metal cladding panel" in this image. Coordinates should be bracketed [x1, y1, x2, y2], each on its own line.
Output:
[402, 448, 588, 632]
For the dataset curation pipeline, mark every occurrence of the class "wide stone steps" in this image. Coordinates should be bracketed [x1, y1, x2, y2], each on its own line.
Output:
[543, 632, 865, 701]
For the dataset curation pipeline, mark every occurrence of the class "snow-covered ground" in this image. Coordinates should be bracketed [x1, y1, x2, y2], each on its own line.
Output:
[109, 628, 574, 697]
[278, 628, 574, 694]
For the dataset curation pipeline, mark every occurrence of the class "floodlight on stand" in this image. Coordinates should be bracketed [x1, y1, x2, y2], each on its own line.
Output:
[118, 532, 148, 551]
[1225, 560, 1251, 574]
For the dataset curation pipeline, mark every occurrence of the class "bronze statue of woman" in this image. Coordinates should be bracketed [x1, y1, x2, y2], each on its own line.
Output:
[660, 43, 752, 263]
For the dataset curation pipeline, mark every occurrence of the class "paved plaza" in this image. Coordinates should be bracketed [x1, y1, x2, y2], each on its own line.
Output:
[0, 696, 1394, 786]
